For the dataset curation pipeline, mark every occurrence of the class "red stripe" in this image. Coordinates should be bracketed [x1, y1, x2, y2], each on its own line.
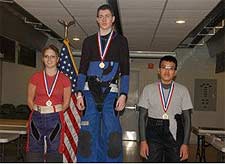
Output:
[62, 95, 81, 162]
[65, 122, 78, 154]
[67, 108, 80, 134]
[63, 143, 73, 162]
[71, 94, 82, 117]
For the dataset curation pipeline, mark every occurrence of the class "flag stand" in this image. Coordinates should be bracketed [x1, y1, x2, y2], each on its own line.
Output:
[58, 19, 75, 39]
[58, 19, 78, 74]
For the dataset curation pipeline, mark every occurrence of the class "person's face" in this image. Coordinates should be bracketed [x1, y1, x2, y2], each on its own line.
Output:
[96, 9, 115, 30]
[42, 49, 59, 69]
[158, 61, 177, 84]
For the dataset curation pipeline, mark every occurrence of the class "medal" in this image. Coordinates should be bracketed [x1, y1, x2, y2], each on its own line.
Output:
[158, 81, 175, 119]
[43, 70, 59, 106]
[162, 113, 169, 119]
[99, 62, 105, 69]
[46, 100, 52, 106]
[97, 30, 113, 69]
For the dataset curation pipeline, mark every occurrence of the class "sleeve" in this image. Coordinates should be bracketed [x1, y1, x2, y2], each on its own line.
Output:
[138, 106, 148, 141]
[138, 86, 149, 109]
[181, 87, 193, 111]
[119, 37, 130, 95]
[76, 38, 89, 92]
[182, 109, 192, 144]
[29, 72, 39, 86]
[61, 74, 71, 88]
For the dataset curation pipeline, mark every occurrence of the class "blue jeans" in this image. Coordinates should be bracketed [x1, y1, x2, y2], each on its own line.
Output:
[26, 111, 62, 162]
[145, 117, 180, 162]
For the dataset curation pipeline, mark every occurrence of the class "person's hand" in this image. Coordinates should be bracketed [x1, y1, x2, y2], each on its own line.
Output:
[180, 144, 189, 161]
[140, 140, 149, 159]
[115, 94, 127, 111]
[76, 95, 85, 111]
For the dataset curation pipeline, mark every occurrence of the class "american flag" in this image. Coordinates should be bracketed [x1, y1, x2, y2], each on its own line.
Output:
[58, 39, 81, 162]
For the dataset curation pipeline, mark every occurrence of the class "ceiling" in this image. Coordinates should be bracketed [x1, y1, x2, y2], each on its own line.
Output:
[11, 0, 222, 52]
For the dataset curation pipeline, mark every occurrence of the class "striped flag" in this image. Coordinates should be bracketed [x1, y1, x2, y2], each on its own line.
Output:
[58, 39, 81, 162]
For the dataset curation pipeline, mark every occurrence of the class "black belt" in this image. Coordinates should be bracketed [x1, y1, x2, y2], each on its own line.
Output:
[147, 117, 169, 127]
[86, 76, 117, 87]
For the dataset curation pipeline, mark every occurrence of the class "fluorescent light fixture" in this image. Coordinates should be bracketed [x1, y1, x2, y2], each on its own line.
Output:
[73, 37, 80, 41]
[176, 20, 186, 24]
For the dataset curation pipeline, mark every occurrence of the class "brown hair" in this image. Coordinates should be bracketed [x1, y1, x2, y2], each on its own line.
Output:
[41, 44, 59, 57]
[97, 4, 114, 17]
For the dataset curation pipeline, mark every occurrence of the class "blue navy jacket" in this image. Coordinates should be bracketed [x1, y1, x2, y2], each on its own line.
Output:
[76, 31, 130, 96]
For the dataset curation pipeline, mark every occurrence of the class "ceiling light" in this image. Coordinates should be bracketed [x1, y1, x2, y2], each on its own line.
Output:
[73, 37, 80, 41]
[176, 20, 186, 24]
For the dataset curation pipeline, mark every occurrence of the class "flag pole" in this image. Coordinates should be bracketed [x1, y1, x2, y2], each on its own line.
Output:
[58, 19, 75, 39]
[58, 19, 81, 163]
[58, 19, 78, 74]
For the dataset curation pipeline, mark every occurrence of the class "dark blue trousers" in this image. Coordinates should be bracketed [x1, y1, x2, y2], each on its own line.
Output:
[145, 117, 180, 162]
[26, 111, 62, 162]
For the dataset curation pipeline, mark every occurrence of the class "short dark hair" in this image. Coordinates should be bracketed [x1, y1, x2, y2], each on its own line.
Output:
[97, 4, 114, 17]
[41, 44, 59, 57]
[159, 55, 177, 70]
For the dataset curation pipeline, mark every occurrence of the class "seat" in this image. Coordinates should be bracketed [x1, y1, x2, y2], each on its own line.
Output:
[15, 104, 30, 119]
[0, 104, 16, 119]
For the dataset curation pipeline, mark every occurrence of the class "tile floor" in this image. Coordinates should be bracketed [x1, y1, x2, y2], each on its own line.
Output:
[0, 139, 223, 162]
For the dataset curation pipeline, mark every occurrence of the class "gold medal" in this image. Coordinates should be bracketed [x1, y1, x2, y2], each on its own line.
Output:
[99, 62, 105, 69]
[46, 100, 52, 106]
[162, 113, 169, 119]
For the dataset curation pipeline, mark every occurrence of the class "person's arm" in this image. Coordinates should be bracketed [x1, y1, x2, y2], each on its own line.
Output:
[180, 109, 192, 161]
[76, 92, 85, 111]
[183, 109, 192, 144]
[76, 38, 90, 110]
[138, 106, 149, 159]
[62, 86, 71, 110]
[116, 36, 129, 111]
[76, 38, 90, 94]
[139, 106, 148, 141]
[27, 83, 36, 111]
[119, 36, 129, 96]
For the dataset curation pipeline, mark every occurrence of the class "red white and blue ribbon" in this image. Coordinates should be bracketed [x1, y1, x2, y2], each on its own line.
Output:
[158, 81, 175, 113]
[97, 30, 113, 62]
[43, 70, 59, 97]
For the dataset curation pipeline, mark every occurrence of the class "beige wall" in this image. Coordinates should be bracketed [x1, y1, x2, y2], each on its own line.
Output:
[2, 62, 38, 106]
[1, 52, 42, 106]
[175, 46, 225, 129]
[175, 46, 225, 143]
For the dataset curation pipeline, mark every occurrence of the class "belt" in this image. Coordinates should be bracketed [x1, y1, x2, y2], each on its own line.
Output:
[86, 76, 117, 85]
[84, 82, 118, 93]
[33, 104, 63, 114]
[147, 117, 169, 127]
